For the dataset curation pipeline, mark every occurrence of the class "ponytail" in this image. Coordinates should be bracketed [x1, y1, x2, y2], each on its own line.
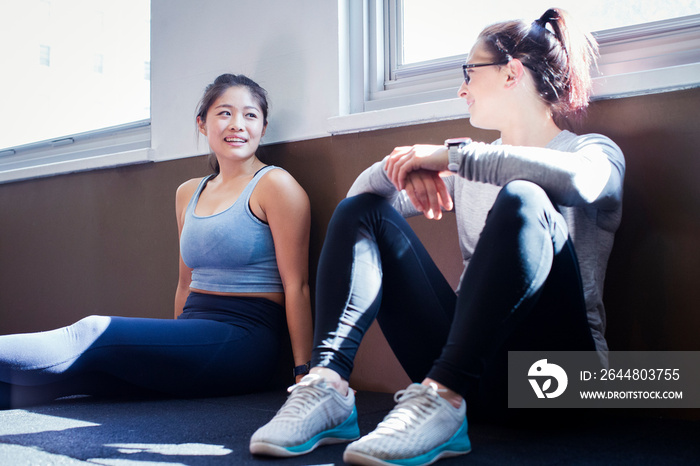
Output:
[479, 8, 598, 119]
[534, 8, 598, 114]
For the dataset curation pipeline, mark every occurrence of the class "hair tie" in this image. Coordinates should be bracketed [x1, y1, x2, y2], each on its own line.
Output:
[534, 8, 560, 31]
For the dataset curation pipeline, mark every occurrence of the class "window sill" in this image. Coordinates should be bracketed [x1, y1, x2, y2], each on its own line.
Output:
[592, 63, 700, 100]
[328, 98, 467, 135]
[328, 67, 700, 136]
[0, 148, 153, 184]
[0, 121, 152, 184]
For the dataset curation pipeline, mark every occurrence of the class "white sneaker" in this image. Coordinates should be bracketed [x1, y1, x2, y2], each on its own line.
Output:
[343, 383, 471, 466]
[249, 374, 360, 457]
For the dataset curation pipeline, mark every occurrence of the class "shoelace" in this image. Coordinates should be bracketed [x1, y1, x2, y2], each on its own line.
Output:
[375, 384, 443, 434]
[275, 375, 327, 419]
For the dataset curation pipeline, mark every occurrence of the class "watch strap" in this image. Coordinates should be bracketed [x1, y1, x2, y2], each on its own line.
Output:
[445, 137, 471, 173]
[293, 361, 311, 378]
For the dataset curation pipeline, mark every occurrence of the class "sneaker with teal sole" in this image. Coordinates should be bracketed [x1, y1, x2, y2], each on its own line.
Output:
[343, 383, 471, 466]
[250, 374, 360, 457]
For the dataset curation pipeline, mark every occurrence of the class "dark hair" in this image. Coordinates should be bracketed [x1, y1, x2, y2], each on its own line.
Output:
[478, 8, 598, 120]
[196, 74, 269, 174]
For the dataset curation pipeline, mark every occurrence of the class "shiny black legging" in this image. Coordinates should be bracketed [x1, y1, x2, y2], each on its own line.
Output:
[311, 182, 596, 407]
[0, 293, 289, 409]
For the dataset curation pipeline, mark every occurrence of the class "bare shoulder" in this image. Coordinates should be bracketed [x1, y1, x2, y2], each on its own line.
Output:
[253, 168, 310, 222]
[176, 177, 205, 202]
[258, 168, 308, 200]
[177, 177, 205, 194]
[175, 177, 206, 219]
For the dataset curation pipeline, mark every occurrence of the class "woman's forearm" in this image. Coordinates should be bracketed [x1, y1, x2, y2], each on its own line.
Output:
[284, 284, 313, 367]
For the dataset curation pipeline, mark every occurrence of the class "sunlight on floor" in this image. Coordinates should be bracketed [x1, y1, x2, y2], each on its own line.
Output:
[0, 410, 99, 435]
[105, 443, 232, 456]
[87, 443, 233, 465]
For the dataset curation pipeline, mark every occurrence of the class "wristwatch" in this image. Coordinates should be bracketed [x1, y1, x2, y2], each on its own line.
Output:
[293, 361, 311, 378]
[445, 137, 471, 173]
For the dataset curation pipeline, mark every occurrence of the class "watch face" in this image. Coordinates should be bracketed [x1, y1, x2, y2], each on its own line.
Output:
[445, 137, 471, 146]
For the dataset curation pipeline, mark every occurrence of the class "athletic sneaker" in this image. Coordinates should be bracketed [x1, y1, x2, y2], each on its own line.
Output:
[343, 383, 471, 466]
[249, 373, 360, 457]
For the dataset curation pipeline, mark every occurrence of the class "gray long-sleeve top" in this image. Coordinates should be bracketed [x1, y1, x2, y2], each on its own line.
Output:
[347, 130, 626, 360]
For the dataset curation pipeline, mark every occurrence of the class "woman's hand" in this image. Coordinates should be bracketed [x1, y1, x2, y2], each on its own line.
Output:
[384, 144, 452, 219]
[385, 144, 450, 191]
[403, 170, 453, 220]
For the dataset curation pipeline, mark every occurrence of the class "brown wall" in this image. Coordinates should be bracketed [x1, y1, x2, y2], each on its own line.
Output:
[1, 88, 699, 394]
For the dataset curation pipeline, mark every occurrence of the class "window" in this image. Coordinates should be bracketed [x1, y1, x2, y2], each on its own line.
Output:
[398, 0, 700, 66]
[336, 0, 700, 128]
[0, 0, 151, 183]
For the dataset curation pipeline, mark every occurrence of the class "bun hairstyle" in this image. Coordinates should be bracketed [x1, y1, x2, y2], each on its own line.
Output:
[196, 74, 269, 175]
[478, 8, 598, 120]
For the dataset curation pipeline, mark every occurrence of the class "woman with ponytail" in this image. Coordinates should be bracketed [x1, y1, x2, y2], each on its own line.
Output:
[252, 9, 625, 466]
[1, 74, 313, 409]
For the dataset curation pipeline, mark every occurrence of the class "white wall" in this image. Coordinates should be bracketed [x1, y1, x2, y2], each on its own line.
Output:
[150, 0, 341, 162]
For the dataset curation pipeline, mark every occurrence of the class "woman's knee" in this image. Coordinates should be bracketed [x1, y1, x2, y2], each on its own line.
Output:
[489, 180, 569, 243]
[70, 315, 111, 340]
[499, 180, 548, 206]
[491, 181, 554, 221]
[329, 193, 389, 229]
[335, 193, 385, 216]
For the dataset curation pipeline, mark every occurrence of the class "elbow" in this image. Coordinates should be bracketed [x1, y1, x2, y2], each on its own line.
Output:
[571, 166, 615, 206]
[283, 279, 311, 300]
[575, 171, 624, 209]
[176, 276, 192, 295]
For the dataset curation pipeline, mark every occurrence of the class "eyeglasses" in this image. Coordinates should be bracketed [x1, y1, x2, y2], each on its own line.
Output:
[462, 60, 510, 85]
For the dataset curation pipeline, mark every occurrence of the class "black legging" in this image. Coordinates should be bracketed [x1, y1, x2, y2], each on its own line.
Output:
[311, 181, 596, 407]
[1, 293, 289, 409]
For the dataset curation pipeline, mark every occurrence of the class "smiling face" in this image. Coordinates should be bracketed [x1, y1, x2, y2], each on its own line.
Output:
[197, 85, 267, 164]
[458, 41, 511, 131]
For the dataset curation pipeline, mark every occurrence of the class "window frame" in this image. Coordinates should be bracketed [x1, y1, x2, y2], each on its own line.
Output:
[0, 121, 152, 184]
[0, 0, 152, 185]
[331, 0, 700, 134]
